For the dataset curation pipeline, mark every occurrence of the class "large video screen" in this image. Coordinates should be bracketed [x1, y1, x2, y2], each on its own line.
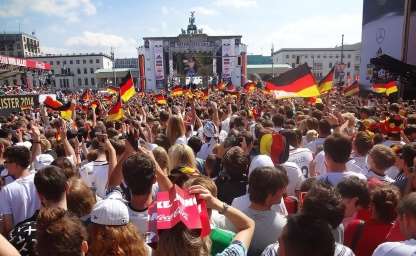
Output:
[173, 53, 213, 77]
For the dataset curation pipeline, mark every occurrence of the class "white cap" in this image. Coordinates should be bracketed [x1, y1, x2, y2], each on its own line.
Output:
[249, 155, 274, 175]
[15, 141, 32, 150]
[33, 154, 54, 171]
[91, 198, 129, 226]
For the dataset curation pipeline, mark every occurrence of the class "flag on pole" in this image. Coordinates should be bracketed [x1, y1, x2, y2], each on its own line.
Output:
[43, 96, 73, 121]
[90, 100, 100, 110]
[119, 73, 136, 102]
[107, 86, 118, 95]
[106, 97, 124, 121]
[372, 81, 398, 96]
[318, 67, 334, 94]
[80, 89, 92, 102]
[343, 81, 360, 97]
[265, 64, 320, 98]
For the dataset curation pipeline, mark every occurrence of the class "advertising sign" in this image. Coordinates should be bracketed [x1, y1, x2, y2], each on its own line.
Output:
[0, 95, 39, 115]
[222, 39, 235, 80]
[153, 41, 165, 81]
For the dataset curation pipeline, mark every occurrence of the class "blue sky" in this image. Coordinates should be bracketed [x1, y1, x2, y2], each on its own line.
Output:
[0, 0, 363, 57]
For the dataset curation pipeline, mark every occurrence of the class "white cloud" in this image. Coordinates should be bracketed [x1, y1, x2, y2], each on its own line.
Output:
[247, 13, 362, 55]
[214, 0, 257, 8]
[64, 31, 137, 57]
[161, 6, 170, 15]
[192, 6, 218, 16]
[199, 24, 235, 36]
[41, 46, 74, 55]
[0, 0, 96, 22]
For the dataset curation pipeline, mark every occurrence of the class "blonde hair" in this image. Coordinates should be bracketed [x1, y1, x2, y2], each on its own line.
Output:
[153, 146, 170, 175]
[88, 223, 148, 256]
[168, 144, 196, 171]
[166, 115, 186, 145]
[67, 178, 96, 218]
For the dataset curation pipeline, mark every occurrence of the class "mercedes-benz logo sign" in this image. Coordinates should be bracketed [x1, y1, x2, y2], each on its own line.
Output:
[376, 28, 386, 44]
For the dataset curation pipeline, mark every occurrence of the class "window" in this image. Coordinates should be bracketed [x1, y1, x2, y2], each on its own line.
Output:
[70, 60, 73, 64]
[57, 61, 60, 65]
[291, 55, 295, 58]
[78, 78, 82, 86]
[347, 72, 350, 77]
[96, 59, 99, 63]
[50, 61, 53, 65]
[317, 55, 320, 59]
[347, 54, 351, 58]
[76, 60, 80, 64]
[286, 55, 289, 59]
[347, 62, 351, 68]
[304, 55, 308, 59]
[329, 63, 333, 68]
[83, 59, 86, 64]
[323, 55, 327, 59]
[335, 55, 339, 59]
[91, 78, 95, 85]
[77, 68, 81, 74]
[84, 68, 87, 74]
[90, 68, 94, 74]
[63, 60, 66, 65]
[292, 63, 295, 68]
[89, 59, 93, 64]
[329, 55, 333, 59]
[85, 78, 89, 86]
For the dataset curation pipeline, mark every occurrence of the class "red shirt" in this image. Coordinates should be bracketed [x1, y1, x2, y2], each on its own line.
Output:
[385, 219, 406, 242]
[355, 208, 371, 222]
[345, 219, 393, 256]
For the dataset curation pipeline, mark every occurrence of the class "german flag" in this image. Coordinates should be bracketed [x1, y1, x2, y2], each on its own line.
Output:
[171, 86, 184, 97]
[44, 96, 73, 121]
[155, 94, 167, 105]
[107, 86, 118, 95]
[344, 81, 359, 97]
[243, 82, 256, 93]
[265, 64, 320, 98]
[373, 81, 398, 96]
[90, 100, 100, 110]
[119, 73, 136, 102]
[201, 88, 209, 100]
[80, 89, 92, 102]
[306, 97, 323, 105]
[217, 81, 226, 91]
[183, 88, 193, 98]
[107, 97, 124, 122]
[103, 94, 114, 102]
[318, 67, 334, 94]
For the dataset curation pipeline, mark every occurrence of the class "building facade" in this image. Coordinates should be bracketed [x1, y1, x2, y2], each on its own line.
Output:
[33, 53, 113, 90]
[114, 58, 138, 69]
[138, 12, 247, 91]
[0, 33, 40, 58]
[273, 43, 361, 83]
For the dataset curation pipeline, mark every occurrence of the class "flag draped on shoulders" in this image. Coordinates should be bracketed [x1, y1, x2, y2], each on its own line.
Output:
[318, 67, 334, 94]
[119, 73, 136, 102]
[265, 64, 320, 98]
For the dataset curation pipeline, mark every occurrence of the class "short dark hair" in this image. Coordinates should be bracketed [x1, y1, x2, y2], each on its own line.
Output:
[35, 166, 68, 203]
[222, 146, 249, 179]
[4, 145, 31, 168]
[354, 132, 373, 156]
[159, 110, 170, 122]
[371, 185, 400, 223]
[187, 136, 203, 155]
[336, 176, 370, 208]
[280, 129, 298, 148]
[319, 119, 332, 136]
[122, 153, 156, 195]
[398, 192, 416, 217]
[154, 133, 171, 152]
[51, 157, 77, 179]
[302, 182, 345, 229]
[249, 166, 288, 204]
[282, 214, 335, 256]
[324, 133, 352, 164]
[369, 144, 396, 170]
[272, 114, 285, 127]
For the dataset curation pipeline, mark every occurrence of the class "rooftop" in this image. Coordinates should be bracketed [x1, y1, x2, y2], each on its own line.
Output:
[34, 53, 113, 59]
[0, 32, 39, 40]
[247, 64, 292, 69]
[274, 42, 361, 54]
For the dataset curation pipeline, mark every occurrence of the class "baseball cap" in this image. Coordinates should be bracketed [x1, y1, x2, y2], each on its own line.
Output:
[91, 198, 129, 226]
[249, 154, 274, 175]
[203, 121, 217, 138]
[33, 154, 54, 171]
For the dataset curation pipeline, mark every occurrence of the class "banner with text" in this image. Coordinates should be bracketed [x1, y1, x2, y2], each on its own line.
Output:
[222, 39, 235, 81]
[0, 95, 39, 115]
[154, 41, 165, 81]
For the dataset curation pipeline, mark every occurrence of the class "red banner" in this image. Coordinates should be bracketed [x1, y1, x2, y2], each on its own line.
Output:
[0, 55, 51, 70]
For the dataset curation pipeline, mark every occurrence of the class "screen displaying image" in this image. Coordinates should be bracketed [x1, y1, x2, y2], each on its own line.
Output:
[173, 53, 213, 77]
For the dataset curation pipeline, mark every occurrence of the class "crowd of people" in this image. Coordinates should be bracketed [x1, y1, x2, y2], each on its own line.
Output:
[0, 87, 416, 256]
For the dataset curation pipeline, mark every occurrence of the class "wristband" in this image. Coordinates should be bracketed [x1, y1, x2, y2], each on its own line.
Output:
[218, 202, 230, 215]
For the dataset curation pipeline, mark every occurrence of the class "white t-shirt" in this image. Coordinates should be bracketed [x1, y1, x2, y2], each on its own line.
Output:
[382, 140, 406, 148]
[288, 147, 313, 178]
[79, 160, 109, 198]
[0, 174, 40, 226]
[197, 142, 215, 160]
[305, 138, 326, 154]
[128, 205, 150, 242]
[346, 155, 368, 175]
[372, 239, 416, 256]
[314, 150, 327, 176]
[281, 162, 304, 196]
[175, 136, 187, 145]
[231, 194, 288, 216]
[319, 171, 367, 187]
